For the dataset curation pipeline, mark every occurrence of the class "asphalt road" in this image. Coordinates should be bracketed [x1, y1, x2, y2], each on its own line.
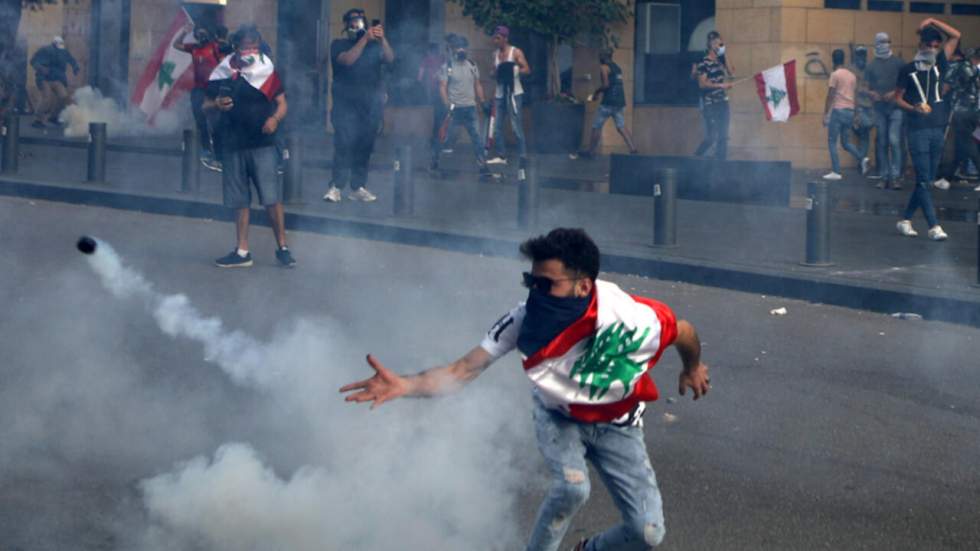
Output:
[0, 196, 978, 550]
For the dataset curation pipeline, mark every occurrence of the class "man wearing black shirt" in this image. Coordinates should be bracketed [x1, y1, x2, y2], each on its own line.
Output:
[894, 19, 959, 242]
[206, 26, 295, 268]
[570, 49, 637, 159]
[323, 8, 394, 204]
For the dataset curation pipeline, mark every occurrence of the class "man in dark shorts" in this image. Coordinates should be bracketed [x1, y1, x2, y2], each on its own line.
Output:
[205, 25, 295, 268]
[322, 8, 394, 204]
[570, 48, 637, 159]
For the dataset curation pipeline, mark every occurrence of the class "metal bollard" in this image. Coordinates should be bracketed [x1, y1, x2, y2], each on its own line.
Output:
[180, 128, 200, 193]
[652, 167, 678, 247]
[2, 112, 19, 174]
[802, 180, 834, 267]
[282, 134, 304, 204]
[86, 122, 107, 184]
[393, 145, 414, 216]
[517, 156, 539, 229]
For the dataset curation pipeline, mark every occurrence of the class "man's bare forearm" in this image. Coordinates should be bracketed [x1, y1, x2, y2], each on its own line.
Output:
[404, 347, 491, 397]
[674, 320, 702, 372]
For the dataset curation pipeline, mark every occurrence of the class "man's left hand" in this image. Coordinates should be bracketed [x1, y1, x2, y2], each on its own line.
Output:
[679, 362, 710, 400]
[370, 25, 385, 41]
[262, 116, 279, 134]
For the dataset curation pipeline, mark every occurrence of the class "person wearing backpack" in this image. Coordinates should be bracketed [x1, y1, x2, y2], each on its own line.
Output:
[434, 34, 490, 178]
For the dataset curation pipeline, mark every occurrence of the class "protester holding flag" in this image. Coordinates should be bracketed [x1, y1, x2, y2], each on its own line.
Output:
[205, 25, 295, 269]
[131, 9, 195, 123]
[894, 18, 959, 242]
[694, 31, 733, 160]
[173, 21, 227, 170]
[822, 49, 870, 181]
[340, 227, 711, 551]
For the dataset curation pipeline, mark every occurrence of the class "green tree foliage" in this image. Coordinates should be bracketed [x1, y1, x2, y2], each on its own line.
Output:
[449, 0, 631, 99]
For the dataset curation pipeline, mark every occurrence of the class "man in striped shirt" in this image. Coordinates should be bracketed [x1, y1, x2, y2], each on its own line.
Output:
[341, 228, 711, 551]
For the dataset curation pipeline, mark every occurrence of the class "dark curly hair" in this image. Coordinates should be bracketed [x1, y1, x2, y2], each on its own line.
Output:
[520, 228, 600, 280]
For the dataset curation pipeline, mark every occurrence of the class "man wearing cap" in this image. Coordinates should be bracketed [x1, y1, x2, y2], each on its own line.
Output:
[323, 8, 394, 204]
[864, 32, 906, 189]
[29, 36, 78, 129]
[486, 25, 531, 166]
[894, 18, 960, 241]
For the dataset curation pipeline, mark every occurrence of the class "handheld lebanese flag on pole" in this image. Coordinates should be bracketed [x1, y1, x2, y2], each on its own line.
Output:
[209, 50, 282, 101]
[521, 281, 677, 424]
[754, 60, 800, 122]
[131, 8, 195, 121]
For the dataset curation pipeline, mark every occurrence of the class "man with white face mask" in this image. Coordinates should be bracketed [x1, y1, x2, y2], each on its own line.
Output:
[694, 31, 733, 160]
[864, 32, 905, 189]
[894, 18, 960, 241]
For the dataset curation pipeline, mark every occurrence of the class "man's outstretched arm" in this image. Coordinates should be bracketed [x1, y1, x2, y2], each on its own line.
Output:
[339, 346, 494, 409]
[674, 320, 710, 400]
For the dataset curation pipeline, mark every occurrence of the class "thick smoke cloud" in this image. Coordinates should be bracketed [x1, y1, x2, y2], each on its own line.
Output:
[71, 240, 537, 550]
[59, 86, 184, 138]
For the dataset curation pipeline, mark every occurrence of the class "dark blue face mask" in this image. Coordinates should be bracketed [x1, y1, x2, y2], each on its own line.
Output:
[517, 288, 591, 357]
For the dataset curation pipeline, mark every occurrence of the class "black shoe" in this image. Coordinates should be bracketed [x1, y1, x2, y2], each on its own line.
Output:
[215, 250, 253, 268]
[31, 120, 45, 129]
[202, 158, 223, 172]
[275, 247, 296, 268]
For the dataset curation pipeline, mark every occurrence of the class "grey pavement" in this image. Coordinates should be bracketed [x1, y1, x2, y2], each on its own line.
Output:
[0, 197, 978, 550]
[3, 118, 980, 326]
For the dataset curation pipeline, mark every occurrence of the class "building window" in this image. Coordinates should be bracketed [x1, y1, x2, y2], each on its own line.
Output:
[824, 0, 860, 8]
[868, 0, 903, 12]
[909, 2, 946, 14]
[951, 3, 980, 16]
[634, 0, 715, 106]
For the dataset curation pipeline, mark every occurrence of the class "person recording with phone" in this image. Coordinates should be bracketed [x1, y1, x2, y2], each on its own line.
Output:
[204, 25, 296, 269]
[323, 8, 394, 204]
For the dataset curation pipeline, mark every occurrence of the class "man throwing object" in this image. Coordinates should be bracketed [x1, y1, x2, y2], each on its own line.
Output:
[340, 228, 710, 551]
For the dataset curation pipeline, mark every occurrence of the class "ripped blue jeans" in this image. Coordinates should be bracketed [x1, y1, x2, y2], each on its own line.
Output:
[526, 397, 665, 551]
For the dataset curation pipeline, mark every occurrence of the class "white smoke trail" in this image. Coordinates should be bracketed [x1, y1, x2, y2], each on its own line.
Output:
[82, 238, 533, 550]
[60, 86, 183, 138]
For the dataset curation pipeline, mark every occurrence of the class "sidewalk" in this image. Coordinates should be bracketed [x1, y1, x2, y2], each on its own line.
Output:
[4, 120, 979, 326]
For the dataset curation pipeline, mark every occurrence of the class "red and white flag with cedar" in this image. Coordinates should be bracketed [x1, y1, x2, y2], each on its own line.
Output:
[131, 8, 195, 121]
[208, 49, 282, 101]
[754, 60, 800, 122]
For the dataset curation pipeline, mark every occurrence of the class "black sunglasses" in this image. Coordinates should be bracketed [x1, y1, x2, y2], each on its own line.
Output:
[522, 272, 581, 294]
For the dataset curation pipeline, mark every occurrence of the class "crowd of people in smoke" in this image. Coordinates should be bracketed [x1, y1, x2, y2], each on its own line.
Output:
[3, 10, 980, 262]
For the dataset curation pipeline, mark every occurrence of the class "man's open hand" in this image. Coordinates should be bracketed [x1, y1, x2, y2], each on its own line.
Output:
[679, 362, 710, 400]
[339, 354, 411, 409]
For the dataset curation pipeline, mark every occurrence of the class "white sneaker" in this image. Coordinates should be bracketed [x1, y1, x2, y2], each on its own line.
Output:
[860, 157, 870, 176]
[933, 178, 951, 190]
[974, 184, 980, 192]
[486, 157, 508, 165]
[322, 186, 342, 203]
[822, 171, 842, 180]
[896, 219, 918, 237]
[928, 225, 948, 241]
[441, 148, 454, 154]
[348, 187, 377, 202]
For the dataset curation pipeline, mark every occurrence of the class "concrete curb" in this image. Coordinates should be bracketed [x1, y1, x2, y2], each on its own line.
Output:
[2, 175, 978, 328]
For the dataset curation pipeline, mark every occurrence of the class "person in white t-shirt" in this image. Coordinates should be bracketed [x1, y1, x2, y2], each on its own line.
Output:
[340, 228, 711, 551]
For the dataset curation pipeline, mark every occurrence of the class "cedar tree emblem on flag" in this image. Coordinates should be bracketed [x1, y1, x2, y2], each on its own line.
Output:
[754, 60, 800, 122]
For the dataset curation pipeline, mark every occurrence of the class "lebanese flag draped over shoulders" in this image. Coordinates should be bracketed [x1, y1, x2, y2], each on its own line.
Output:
[522, 280, 678, 424]
[754, 60, 800, 122]
[209, 50, 282, 101]
[131, 8, 194, 121]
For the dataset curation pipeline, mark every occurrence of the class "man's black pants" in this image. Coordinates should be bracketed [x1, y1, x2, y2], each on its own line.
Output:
[332, 98, 383, 190]
[190, 88, 212, 153]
